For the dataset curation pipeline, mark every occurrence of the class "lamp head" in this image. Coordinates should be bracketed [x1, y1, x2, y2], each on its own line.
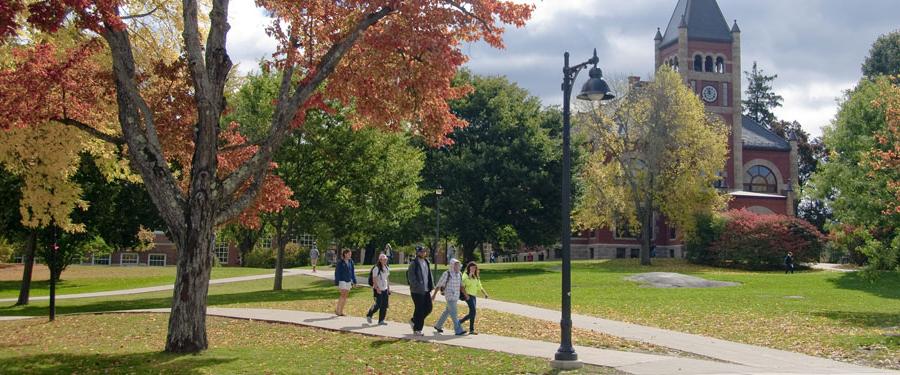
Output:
[577, 52, 615, 102]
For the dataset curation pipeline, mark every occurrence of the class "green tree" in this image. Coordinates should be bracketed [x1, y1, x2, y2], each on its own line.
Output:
[862, 30, 900, 77]
[769, 120, 831, 232]
[425, 71, 566, 262]
[743, 62, 783, 129]
[574, 67, 729, 266]
[228, 70, 424, 288]
[810, 77, 899, 270]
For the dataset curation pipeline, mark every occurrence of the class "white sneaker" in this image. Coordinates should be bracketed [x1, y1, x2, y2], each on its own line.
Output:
[366, 316, 372, 324]
[413, 331, 424, 336]
[378, 321, 387, 325]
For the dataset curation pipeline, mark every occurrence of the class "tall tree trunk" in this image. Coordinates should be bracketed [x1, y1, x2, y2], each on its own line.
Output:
[364, 242, 376, 265]
[639, 205, 653, 266]
[165, 221, 215, 353]
[479, 243, 487, 264]
[273, 215, 285, 291]
[15, 230, 38, 306]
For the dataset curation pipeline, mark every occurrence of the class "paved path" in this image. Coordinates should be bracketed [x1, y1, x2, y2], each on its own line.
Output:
[809, 263, 859, 272]
[0, 269, 305, 303]
[295, 268, 894, 375]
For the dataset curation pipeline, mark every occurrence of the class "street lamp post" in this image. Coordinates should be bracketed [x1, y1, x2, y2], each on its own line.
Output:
[552, 49, 615, 370]
[434, 186, 443, 271]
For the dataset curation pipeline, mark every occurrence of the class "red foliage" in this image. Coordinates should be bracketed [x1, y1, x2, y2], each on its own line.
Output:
[709, 209, 825, 269]
[0, 0, 24, 39]
[868, 79, 900, 214]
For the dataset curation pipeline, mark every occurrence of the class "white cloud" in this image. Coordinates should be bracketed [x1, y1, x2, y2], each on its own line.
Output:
[774, 81, 855, 137]
[227, 0, 277, 74]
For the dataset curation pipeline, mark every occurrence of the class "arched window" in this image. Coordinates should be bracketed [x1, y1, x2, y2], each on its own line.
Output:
[715, 57, 725, 73]
[693, 55, 702, 71]
[744, 165, 777, 193]
[704, 56, 714, 72]
[673, 56, 679, 72]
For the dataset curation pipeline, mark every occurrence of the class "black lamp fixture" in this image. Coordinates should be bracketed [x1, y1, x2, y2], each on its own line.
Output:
[433, 185, 443, 271]
[552, 48, 615, 371]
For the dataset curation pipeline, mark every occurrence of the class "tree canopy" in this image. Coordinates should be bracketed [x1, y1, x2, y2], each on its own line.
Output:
[862, 30, 900, 77]
[743, 61, 783, 129]
[574, 67, 729, 265]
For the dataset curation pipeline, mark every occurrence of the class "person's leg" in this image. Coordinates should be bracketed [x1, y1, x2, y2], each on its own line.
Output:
[435, 303, 450, 330]
[378, 292, 389, 323]
[460, 296, 474, 323]
[411, 293, 425, 331]
[336, 289, 349, 315]
[448, 300, 464, 334]
[467, 296, 477, 332]
[366, 291, 378, 318]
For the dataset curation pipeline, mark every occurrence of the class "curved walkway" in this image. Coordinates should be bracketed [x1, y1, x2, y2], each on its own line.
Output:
[295, 268, 893, 375]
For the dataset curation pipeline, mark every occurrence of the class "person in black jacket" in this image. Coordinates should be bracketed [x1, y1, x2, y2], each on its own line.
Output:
[784, 252, 794, 274]
[406, 245, 434, 336]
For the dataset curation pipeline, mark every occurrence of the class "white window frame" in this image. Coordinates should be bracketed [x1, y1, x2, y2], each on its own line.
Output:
[214, 241, 229, 264]
[260, 237, 272, 249]
[296, 233, 316, 249]
[92, 254, 111, 265]
[148, 254, 166, 266]
[120, 252, 140, 265]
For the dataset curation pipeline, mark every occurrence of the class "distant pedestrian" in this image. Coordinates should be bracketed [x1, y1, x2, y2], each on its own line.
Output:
[334, 249, 356, 316]
[459, 261, 489, 335]
[326, 248, 336, 266]
[406, 245, 434, 336]
[785, 252, 795, 274]
[366, 253, 390, 325]
[432, 258, 467, 336]
[309, 244, 320, 273]
[490, 251, 496, 263]
[384, 243, 393, 264]
[446, 245, 455, 265]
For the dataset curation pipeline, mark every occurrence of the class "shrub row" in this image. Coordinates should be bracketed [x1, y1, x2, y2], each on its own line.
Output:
[686, 209, 825, 270]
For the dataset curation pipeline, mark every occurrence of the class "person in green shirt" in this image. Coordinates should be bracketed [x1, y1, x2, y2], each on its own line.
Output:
[459, 261, 489, 334]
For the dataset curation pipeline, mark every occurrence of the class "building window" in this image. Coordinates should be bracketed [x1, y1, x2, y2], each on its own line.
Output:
[148, 254, 166, 266]
[693, 55, 702, 71]
[260, 237, 272, 249]
[14, 255, 23, 263]
[296, 233, 316, 249]
[616, 248, 626, 259]
[214, 241, 229, 264]
[92, 254, 111, 265]
[744, 165, 777, 193]
[614, 223, 638, 240]
[715, 57, 725, 73]
[120, 253, 139, 265]
[705, 56, 714, 72]
[669, 227, 677, 240]
[630, 249, 640, 258]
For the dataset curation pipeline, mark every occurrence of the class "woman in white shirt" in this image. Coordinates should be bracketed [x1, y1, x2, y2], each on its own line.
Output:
[366, 253, 391, 324]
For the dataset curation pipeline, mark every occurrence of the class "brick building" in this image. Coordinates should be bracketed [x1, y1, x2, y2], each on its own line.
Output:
[571, 0, 799, 260]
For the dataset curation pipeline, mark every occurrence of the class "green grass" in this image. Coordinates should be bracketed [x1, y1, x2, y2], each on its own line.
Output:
[0, 264, 272, 299]
[0, 314, 571, 374]
[390, 259, 900, 369]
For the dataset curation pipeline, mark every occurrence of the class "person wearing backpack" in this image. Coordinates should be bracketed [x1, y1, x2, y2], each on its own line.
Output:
[366, 253, 391, 325]
[431, 258, 468, 336]
[406, 245, 433, 336]
[309, 244, 320, 273]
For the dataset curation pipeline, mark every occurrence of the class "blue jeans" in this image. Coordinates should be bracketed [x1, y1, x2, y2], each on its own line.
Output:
[459, 296, 476, 332]
[435, 299, 464, 334]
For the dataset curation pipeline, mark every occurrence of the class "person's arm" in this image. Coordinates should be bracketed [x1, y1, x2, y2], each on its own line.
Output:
[350, 262, 357, 285]
[461, 284, 469, 300]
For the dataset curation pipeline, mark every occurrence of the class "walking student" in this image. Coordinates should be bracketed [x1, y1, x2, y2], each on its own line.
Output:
[366, 253, 390, 325]
[406, 245, 434, 336]
[309, 244, 320, 273]
[334, 249, 356, 316]
[432, 258, 467, 336]
[459, 261, 489, 335]
[785, 251, 795, 274]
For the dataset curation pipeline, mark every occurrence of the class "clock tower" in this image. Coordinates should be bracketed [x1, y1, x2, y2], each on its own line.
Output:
[654, 0, 743, 190]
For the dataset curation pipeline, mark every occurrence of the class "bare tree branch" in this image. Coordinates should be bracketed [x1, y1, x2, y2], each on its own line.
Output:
[51, 117, 124, 145]
[121, 6, 159, 20]
[442, 0, 492, 32]
[216, 6, 395, 203]
[215, 167, 269, 226]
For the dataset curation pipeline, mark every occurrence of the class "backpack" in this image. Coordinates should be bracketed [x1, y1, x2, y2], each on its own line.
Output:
[368, 266, 379, 287]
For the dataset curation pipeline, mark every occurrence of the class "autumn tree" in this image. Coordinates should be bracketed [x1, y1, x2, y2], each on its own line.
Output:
[0, 0, 531, 352]
[862, 30, 900, 77]
[574, 67, 729, 266]
[810, 77, 899, 270]
[743, 61, 783, 129]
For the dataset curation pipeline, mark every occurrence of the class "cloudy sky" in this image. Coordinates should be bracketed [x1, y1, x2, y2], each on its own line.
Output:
[227, 0, 900, 137]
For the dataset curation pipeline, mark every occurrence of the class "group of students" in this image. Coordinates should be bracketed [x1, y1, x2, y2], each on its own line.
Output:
[332, 245, 489, 336]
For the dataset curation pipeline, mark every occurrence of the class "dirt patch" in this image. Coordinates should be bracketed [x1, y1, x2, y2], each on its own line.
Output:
[625, 272, 740, 288]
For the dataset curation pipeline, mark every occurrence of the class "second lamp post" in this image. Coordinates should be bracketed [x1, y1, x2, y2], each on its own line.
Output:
[434, 185, 443, 271]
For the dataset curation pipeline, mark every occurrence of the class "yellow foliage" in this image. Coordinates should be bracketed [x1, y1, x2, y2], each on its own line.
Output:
[574, 67, 729, 236]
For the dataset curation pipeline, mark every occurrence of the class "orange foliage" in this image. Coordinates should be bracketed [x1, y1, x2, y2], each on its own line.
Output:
[868, 78, 900, 214]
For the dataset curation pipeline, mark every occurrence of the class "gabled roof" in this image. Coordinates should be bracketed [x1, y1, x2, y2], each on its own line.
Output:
[659, 0, 733, 48]
[741, 115, 791, 151]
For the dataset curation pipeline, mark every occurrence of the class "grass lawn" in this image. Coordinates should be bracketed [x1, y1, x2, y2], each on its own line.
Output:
[1, 314, 607, 374]
[0, 274, 678, 359]
[387, 259, 898, 370]
[0, 264, 272, 299]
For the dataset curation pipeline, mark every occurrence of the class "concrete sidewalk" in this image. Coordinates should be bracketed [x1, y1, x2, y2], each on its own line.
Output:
[294, 268, 893, 375]
[0, 269, 304, 303]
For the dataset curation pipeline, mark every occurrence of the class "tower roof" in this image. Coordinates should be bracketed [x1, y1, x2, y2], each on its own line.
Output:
[741, 116, 791, 151]
[660, 0, 733, 48]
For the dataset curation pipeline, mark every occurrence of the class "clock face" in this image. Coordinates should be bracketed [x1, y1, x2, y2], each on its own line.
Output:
[701, 85, 718, 103]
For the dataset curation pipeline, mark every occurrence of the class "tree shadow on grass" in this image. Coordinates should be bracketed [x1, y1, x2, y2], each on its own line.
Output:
[0, 278, 344, 317]
[811, 310, 900, 329]
[828, 271, 900, 300]
[0, 351, 236, 374]
[369, 339, 401, 349]
[0, 280, 93, 298]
